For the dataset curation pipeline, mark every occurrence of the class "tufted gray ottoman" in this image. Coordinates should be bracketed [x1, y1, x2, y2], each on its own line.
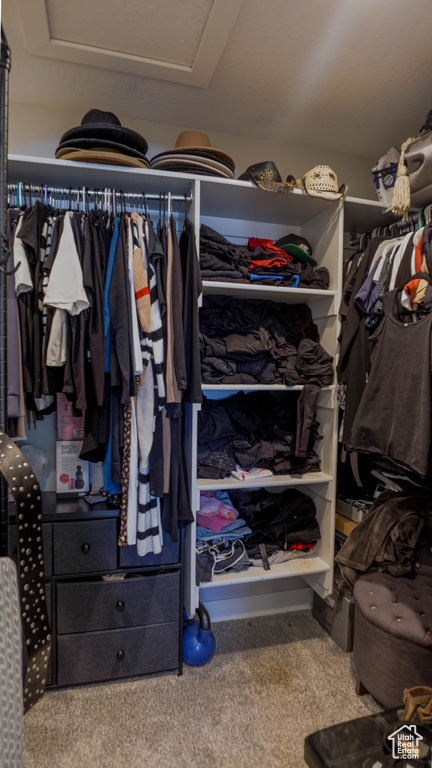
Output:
[353, 550, 432, 708]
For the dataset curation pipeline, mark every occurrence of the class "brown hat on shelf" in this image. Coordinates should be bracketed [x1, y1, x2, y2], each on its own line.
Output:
[149, 130, 235, 178]
[237, 161, 296, 193]
[55, 109, 150, 168]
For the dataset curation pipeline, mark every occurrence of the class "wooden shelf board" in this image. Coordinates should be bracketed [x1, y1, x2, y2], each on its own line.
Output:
[196, 472, 332, 491]
[199, 555, 330, 587]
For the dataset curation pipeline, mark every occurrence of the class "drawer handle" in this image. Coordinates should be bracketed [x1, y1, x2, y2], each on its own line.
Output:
[116, 600, 125, 611]
[81, 543, 91, 554]
[116, 649, 125, 660]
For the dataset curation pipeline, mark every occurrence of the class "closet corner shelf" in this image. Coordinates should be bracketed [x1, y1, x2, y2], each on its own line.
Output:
[344, 194, 400, 234]
[196, 472, 332, 491]
[202, 281, 338, 304]
[409, 185, 432, 210]
[199, 554, 330, 588]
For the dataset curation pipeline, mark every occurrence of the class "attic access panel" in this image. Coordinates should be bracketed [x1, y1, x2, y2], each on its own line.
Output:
[16, 0, 245, 86]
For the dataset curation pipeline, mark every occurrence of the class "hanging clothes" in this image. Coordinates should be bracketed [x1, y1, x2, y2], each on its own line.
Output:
[129, 212, 164, 555]
[162, 216, 194, 541]
[348, 289, 432, 477]
[180, 217, 202, 404]
[337, 230, 417, 446]
[6, 208, 25, 437]
[7, 188, 197, 557]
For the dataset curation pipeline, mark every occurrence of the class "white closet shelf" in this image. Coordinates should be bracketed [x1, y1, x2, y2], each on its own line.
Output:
[202, 384, 303, 392]
[8, 154, 341, 225]
[202, 280, 338, 303]
[199, 178, 341, 225]
[8, 154, 195, 197]
[9, 155, 404, 231]
[199, 554, 330, 588]
[196, 472, 332, 491]
[201, 384, 334, 391]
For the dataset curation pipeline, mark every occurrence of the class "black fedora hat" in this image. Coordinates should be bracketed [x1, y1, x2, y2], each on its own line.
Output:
[238, 161, 295, 192]
[55, 136, 148, 161]
[58, 109, 148, 157]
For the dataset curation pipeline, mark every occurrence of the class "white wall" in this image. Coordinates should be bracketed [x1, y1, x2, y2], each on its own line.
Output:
[9, 101, 378, 199]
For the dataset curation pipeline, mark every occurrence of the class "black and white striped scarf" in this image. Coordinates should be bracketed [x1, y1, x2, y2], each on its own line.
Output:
[129, 215, 166, 556]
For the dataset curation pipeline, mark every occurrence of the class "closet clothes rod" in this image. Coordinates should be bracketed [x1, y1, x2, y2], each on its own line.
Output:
[7, 183, 192, 203]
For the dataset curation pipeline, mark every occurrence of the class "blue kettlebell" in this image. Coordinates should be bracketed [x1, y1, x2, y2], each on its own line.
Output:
[183, 603, 216, 666]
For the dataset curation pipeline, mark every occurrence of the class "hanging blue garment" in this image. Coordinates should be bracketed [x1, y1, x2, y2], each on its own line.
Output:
[104, 217, 120, 373]
[103, 217, 121, 495]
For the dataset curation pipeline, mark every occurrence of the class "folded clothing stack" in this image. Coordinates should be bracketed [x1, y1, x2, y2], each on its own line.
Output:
[195, 487, 320, 582]
[196, 489, 239, 532]
[229, 487, 321, 559]
[197, 391, 322, 480]
[200, 224, 330, 288]
[195, 491, 252, 542]
[200, 295, 334, 387]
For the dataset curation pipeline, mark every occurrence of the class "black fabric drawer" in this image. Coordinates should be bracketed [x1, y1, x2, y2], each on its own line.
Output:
[8, 522, 53, 577]
[57, 622, 179, 685]
[56, 571, 180, 633]
[53, 519, 117, 575]
[119, 531, 180, 568]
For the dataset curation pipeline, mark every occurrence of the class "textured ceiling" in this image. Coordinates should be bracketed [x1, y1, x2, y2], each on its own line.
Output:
[2, 0, 432, 159]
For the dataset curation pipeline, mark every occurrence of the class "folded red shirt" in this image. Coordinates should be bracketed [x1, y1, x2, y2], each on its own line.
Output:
[250, 256, 288, 268]
[248, 237, 293, 262]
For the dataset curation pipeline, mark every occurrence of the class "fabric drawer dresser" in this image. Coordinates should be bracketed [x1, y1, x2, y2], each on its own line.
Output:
[8, 492, 183, 688]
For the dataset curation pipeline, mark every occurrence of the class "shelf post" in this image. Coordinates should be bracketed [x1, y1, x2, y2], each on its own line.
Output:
[0, 26, 11, 557]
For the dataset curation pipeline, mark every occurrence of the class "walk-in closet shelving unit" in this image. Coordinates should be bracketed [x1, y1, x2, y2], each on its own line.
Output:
[8, 154, 386, 626]
[195, 190, 405, 622]
[193, 177, 344, 620]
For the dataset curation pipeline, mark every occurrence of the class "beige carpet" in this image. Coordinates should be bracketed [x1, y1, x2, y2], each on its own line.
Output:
[23, 610, 382, 768]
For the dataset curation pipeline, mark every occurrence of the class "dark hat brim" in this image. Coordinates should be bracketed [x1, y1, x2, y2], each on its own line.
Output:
[59, 123, 148, 156]
[151, 145, 235, 172]
[279, 243, 317, 266]
[238, 173, 295, 193]
[149, 163, 227, 177]
[150, 154, 235, 178]
[55, 137, 148, 161]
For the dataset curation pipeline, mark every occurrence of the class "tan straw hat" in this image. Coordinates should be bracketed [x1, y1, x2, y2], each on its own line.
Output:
[297, 165, 348, 200]
[56, 147, 149, 168]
